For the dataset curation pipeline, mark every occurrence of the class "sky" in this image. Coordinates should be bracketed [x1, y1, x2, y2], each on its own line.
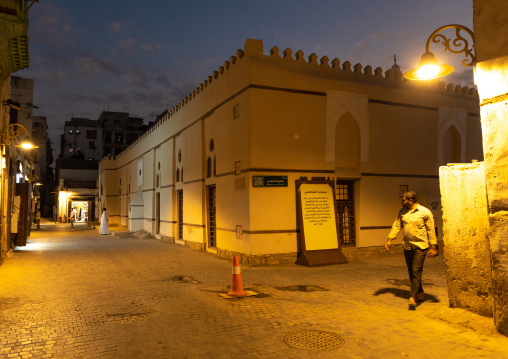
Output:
[15, 0, 475, 147]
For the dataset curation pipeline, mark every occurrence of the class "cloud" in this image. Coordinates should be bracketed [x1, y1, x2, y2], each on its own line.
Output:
[117, 37, 136, 54]
[25, 69, 67, 86]
[123, 65, 148, 87]
[347, 53, 365, 64]
[447, 69, 475, 87]
[72, 56, 123, 78]
[141, 44, 153, 52]
[155, 74, 171, 88]
[355, 40, 368, 50]
[111, 22, 123, 35]
[29, 3, 77, 49]
[368, 31, 384, 40]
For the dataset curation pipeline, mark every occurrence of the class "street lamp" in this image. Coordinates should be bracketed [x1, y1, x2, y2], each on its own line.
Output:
[404, 24, 475, 81]
[1, 123, 38, 149]
[28, 173, 42, 186]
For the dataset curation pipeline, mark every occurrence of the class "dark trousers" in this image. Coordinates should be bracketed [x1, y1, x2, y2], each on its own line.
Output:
[404, 246, 427, 299]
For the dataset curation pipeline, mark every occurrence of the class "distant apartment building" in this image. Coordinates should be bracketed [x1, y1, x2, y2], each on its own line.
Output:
[32, 116, 54, 216]
[56, 111, 150, 223]
[32, 116, 52, 180]
[61, 117, 103, 160]
[99, 112, 147, 158]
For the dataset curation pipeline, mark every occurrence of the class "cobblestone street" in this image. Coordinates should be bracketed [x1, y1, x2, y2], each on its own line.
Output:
[0, 219, 507, 358]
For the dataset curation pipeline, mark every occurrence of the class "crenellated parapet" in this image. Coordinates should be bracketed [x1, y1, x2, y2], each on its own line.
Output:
[128, 38, 479, 152]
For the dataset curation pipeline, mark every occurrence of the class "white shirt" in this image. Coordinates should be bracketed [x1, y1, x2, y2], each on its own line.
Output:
[388, 204, 438, 250]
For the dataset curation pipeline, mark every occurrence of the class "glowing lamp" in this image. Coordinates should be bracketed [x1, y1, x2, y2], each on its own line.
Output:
[404, 52, 454, 80]
[17, 140, 39, 149]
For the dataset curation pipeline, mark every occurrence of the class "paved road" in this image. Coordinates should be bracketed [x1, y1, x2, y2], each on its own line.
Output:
[0, 219, 507, 358]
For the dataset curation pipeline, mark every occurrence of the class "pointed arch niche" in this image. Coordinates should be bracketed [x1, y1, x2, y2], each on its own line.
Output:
[438, 106, 467, 166]
[334, 112, 361, 177]
[325, 91, 369, 168]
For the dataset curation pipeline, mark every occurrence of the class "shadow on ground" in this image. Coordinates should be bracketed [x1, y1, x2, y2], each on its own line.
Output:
[373, 287, 440, 303]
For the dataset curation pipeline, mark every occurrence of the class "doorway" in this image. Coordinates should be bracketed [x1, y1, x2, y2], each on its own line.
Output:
[207, 185, 216, 248]
[177, 190, 183, 240]
[336, 180, 356, 246]
[156, 192, 160, 235]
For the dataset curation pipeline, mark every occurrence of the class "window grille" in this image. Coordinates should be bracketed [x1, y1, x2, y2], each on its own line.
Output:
[178, 190, 183, 240]
[336, 180, 356, 246]
[208, 186, 216, 248]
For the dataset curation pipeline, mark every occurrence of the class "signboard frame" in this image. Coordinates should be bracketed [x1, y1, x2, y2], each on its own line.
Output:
[295, 179, 348, 267]
[252, 175, 288, 188]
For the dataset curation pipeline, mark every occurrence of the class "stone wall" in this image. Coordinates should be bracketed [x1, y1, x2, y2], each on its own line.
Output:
[488, 212, 508, 334]
[439, 162, 493, 317]
[473, 0, 508, 336]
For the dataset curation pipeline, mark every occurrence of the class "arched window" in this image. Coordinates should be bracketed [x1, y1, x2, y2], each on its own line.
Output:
[156, 174, 160, 187]
[213, 155, 216, 177]
[176, 169, 180, 182]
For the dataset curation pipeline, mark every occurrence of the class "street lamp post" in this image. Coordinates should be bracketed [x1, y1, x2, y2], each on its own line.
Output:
[404, 24, 475, 80]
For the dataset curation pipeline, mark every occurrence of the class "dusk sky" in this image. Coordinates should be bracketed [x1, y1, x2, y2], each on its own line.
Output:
[15, 0, 475, 146]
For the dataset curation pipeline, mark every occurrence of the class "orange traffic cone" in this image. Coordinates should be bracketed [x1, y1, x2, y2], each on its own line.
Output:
[227, 254, 247, 297]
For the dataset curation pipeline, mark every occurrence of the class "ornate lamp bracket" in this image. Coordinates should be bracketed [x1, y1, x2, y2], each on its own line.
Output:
[2, 124, 28, 146]
[425, 24, 476, 67]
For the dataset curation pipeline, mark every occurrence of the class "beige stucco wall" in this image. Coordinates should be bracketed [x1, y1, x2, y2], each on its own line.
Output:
[99, 38, 482, 262]
[439, 162, 492, 316]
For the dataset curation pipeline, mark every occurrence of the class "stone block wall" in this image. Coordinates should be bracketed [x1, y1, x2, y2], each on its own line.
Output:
[488, 212, 508, 333]
[473, 0, 508, 336]
[439, 162, 493, 317]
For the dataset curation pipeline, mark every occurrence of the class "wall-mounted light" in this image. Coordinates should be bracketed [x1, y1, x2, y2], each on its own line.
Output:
[1, 124, 39, 149]
[2, 99, 22, 111]
[404, 24, 475, 81]
[28, 173, 42, 186]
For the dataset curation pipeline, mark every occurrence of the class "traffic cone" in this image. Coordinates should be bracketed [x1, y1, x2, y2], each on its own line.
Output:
[227, 254, 247, 297]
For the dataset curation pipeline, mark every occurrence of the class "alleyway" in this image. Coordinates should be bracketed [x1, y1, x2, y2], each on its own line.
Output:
[0, 219, 507, 358]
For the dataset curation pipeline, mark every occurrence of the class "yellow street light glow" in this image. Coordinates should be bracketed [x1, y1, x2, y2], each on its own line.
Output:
[404, 51, 454, 80]
[17, 141, 39, 149]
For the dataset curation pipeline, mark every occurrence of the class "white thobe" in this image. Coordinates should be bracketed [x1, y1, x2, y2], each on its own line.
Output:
[99, 211, 109, 234]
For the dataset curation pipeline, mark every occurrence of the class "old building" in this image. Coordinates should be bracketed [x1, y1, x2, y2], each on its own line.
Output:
[32, 115, 53, 217]
[99, 111, 147, 158]
[61, 117, 103, 161]
[99, 39, 483, 265]
[55, 111, 150, 223]
[0, 1, 37, 256]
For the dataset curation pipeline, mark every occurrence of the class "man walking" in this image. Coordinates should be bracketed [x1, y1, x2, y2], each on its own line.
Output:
[385, 191, 438, 310]
[35, 209, 41, 230]
[70, 208, 77, 232]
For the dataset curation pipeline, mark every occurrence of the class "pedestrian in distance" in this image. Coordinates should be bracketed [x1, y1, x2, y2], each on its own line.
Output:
[385, 191, 438, 310]
[70, 208, 77, 232]
[99, 208, 109, 235]
[35, 209, 41, 230]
